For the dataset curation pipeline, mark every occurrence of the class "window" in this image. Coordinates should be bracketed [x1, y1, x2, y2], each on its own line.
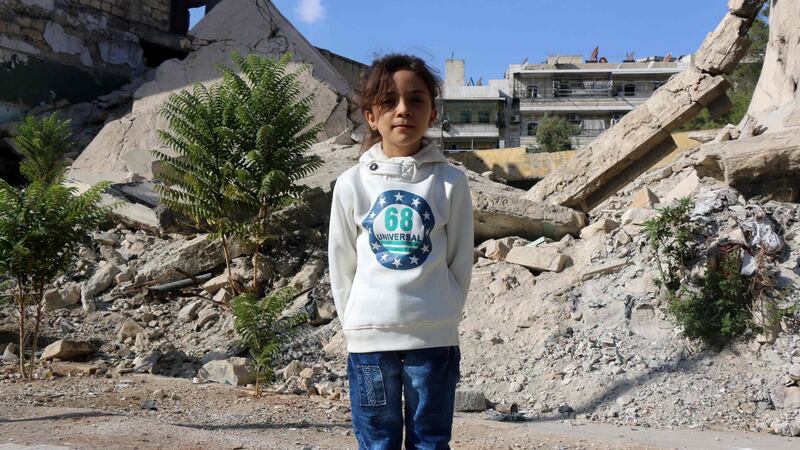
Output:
[527, 85, 539, 98]
[478, 111, 490, 124]
[624, 83, 636, 97]
[459, 110, 472, 124]
[527, 122, 538, 136]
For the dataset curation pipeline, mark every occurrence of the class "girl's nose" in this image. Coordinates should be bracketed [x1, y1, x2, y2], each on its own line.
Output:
[395, 98, 411, 117]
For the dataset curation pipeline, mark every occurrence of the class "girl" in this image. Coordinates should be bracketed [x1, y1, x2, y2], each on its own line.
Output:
[328, 54, 474, 449]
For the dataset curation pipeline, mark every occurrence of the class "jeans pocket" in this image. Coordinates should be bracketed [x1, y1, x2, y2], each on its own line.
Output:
[356, 364, 386, 407]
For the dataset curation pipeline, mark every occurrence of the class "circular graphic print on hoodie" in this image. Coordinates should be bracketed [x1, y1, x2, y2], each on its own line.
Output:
[362, 190, 435, 270]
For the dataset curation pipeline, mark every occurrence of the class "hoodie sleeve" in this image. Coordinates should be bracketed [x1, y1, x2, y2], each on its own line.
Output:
[445, 175, 474, 307]
[328, 177, 358, 320]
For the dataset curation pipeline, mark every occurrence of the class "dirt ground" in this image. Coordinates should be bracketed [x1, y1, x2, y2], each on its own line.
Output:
[0, 374, 797, 450]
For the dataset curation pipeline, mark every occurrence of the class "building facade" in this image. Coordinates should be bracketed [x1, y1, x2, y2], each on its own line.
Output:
[430, 55, 688, 151]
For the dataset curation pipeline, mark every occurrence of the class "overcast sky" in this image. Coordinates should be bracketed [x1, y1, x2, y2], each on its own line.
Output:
[190, 0, 730, 83]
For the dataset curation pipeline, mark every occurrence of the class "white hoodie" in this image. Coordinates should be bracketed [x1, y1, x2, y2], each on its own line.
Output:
[327, 140, 474, 353]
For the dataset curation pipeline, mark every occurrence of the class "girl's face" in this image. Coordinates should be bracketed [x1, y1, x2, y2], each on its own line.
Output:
[365, 70, 437, 157]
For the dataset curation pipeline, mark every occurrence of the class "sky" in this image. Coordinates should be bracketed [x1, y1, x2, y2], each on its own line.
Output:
[189, 0, 730, 83]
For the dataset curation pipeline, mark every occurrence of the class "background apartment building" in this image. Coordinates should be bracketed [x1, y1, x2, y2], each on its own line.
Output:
[429, 54, 688, 151]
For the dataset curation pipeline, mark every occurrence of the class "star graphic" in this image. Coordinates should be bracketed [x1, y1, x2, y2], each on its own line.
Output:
[371, 242, 381, 251]
[381, 253, 389, 261]
[411, 198, 421, 207]
[392, 258, 402, 268]
[394, 192, 404, 203]
[409, 255, 420, 265]
[378, 196, 387, 207]
[369, 212, 376, 219]
[421, 244, 430, 253]
[422, 211, 431, 221]
[425, 228, 431, 236]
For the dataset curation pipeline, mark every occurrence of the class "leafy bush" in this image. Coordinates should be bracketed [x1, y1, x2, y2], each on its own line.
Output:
[536, 115, 578, 153]
[0, 114, 109, 379]
[232, 288, 306, 396]
[154, 52, 323, 297]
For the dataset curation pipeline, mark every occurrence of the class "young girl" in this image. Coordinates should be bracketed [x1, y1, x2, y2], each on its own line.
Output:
[328, 54, 474, 449]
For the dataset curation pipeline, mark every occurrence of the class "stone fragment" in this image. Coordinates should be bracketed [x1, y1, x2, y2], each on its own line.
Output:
[580, 259, 632, 281]
[694, 13, 753, 75]
[454, 389, 487, 412]
[505, 247, 569, 272]
[202, 274, 230, 295]
[195, 308, 220, 330]
[134, 234, 245, 283]
[61, 284, 81, 305]
[41, 340, 96, 361]
[84, 261, 121, 298]
[283, 360, 306, 379]
[620, 208, 657, 226]
[177, 300, 203, 323]
[49, 362, 100, 376]
[94, 231, 120, 246]
[291, 257, 326, 291]
[42, 288, 66, 312]
[197, 357, 255, 386]
[630, 188, 660, 209]
[114, 266, 133, 284]
[525, 70, 728, 210]
[716, 131, 800, 197]
[117, 319, 145, 340]
[663, 170, 701, 202]
[212, 288, 231, 304]
[3, 343, 19, 363]
[479, 239, 511, 261]
[579, 218, 619, 240]
[133, 351, 161, 374]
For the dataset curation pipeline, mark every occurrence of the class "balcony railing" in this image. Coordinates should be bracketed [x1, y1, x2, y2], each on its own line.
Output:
[514, 80, 665, 100]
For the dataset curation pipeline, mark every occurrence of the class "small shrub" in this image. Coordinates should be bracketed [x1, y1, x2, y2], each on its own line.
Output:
[232, 287, 306, 396]
[536, 115, 578, 153]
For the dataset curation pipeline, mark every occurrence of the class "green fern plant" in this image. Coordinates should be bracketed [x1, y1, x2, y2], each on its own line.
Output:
[154, 52, 323, 297]
[232, 288, 306, 397]
[0, 115, 110, 379]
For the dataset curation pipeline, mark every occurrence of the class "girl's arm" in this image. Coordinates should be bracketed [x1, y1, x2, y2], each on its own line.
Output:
[328, 179, 358, 319]
[446, 176, 474, 308]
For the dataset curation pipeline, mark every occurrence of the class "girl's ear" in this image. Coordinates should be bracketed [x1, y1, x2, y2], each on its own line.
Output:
[364, 110, 377, 130]
[428, 108, 438, 128]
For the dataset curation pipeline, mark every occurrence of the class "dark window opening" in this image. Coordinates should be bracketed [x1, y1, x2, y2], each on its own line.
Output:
[140, 40, 190, 68]
[0, 142, 24, 187]
[170, 0, 209, 35]
[527, 122, 538, 136]
[478, 111, 490, 124]
[527, 85, 539, 98]
[459, 111, 472, 124]
[624, 83, 636, 97]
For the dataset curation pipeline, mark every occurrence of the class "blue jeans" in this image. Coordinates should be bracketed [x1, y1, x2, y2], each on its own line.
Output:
[347, 346, 461, 450]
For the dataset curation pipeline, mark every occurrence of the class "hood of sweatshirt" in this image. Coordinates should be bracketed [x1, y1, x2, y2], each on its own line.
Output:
[357, 139, 448, 183]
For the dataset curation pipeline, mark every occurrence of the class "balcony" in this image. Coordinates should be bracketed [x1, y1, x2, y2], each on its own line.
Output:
[427, 123, 500, 138]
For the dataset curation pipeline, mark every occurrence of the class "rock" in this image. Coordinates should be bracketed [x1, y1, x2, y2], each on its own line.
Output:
[117, 319, 145, 340]
[84, 261, 121, 298]
[579, 218, 619, 240]
[283, 360, 306, 379]
[99, 245, 127, 266]
[42, 288, 66, 312]
[525, 70, 728, 210]
[789, 363, 800, 382]
[664, 169, 702, 202]
[93, 231, 120, 246]
[195, 308, 220, 330]
[199, 351, 227, 365]
[177, 300, 203, 323]
[630, 188, 660, 209]
[114, 266, 133, 284]
[61, 284, 81, 306]
[291, 257, 326, 291]
[135, 234, 245, 283]
[299, 366, 322, 380]
[202, 274, 231, 295]
[454, 389, 487, 412]
[41, 340, 96, 361]
[620, 208, 657, 226]
[468, 171, 587, 241]
[714, 131, 800, 199]
[694, 12, 754, 75]
[133, 351, 161, 374]
[322, 329, 347, 358]
[580, 259, 631, 281]
[505, 247, 569, 272]
[687, 129, 720, 143]
[49, 362, 101, 376]
[2, 343, 19, 363]
[197, 357, 255, 386]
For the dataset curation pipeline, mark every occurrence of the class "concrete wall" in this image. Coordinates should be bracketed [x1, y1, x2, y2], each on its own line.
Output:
[316, 47, 368, 91]
[0, 0, 185, 122]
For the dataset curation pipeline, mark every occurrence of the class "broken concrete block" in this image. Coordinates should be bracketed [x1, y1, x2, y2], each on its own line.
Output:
[630, 188, 660, 209]
[621, 208, 657, 226]
[717, 130, 800, 195]
[202, 274, 230, 295]
[49, 362, 101, 376]
[135, 234, 245, 283]
[580, 259, 631, 281]
[454, 389, 487, 412]
[117, 319, 144, 340]
[41, 340, 96, 361]
[84, 261, 121, 298]
[579, 218, 619, 240]
[664, 170, 701, 202]
[197, 357, 255, 386]
[505, 247, 569, 272]
[524, 70, 728, 210]
[478, 239, 511, 261]
[694, 13, 753, 75]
